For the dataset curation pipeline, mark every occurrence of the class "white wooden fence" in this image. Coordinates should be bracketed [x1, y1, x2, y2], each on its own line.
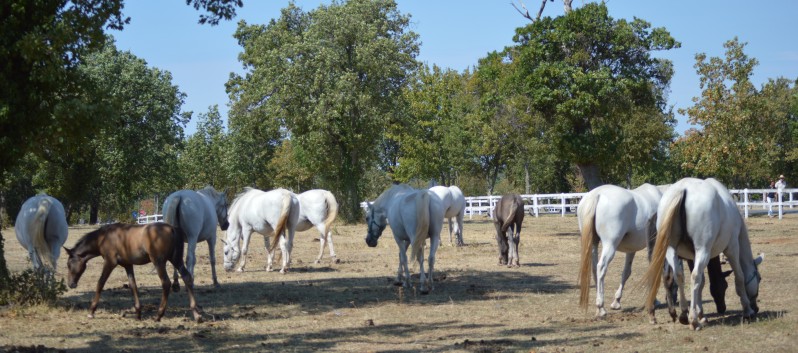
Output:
[142, 188, 797, 224]
[137, 214, 163, 224]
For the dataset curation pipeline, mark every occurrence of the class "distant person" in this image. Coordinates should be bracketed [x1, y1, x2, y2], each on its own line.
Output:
[767, 180, 776, 218]
[776, 174, 787, 199]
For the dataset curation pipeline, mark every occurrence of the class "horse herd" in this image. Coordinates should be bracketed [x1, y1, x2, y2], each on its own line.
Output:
[12, 177, 763, 331]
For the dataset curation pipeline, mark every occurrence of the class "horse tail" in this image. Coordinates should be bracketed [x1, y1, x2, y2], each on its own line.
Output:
[501, 197, 519, 232]
[31, 197, 54, 270]
[410, 191, 431, 263]
[578, 192, 600, 310]
[642, 188, 685, 313]
[322, 191, 338, 237]
[172, 225, 188, 267]
[163, 194, 181, 226]
[270, 193, 292, 251]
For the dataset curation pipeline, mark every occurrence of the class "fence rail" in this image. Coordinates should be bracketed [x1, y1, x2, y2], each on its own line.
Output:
[137, 214, 163, 224]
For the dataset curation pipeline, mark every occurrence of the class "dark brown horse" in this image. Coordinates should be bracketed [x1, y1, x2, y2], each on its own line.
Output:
[493, 194, 524, 267]
[65, 223, 202, 322]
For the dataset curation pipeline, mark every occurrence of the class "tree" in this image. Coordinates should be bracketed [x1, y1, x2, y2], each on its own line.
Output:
[227, 0, 420, 221]
[510, 3, 679, 189]
[675, 38, 794, 187]
[392, 64, 472, 186]
[180, 105, 230, 189]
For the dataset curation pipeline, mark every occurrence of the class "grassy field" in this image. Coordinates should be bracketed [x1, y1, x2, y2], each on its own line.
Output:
[1, 213, 797, 352]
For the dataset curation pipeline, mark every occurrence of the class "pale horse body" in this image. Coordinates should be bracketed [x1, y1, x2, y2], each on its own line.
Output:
[162, 187, 229, 289]
[15, 194, 68, 271]
[577, 183, 661, 317]
[294, 189, 339, 264]
[643, 177, 764, 330]
[429, 185, 466, 246]
[223, 188, 299, 273]
[365, 184, 444, 294]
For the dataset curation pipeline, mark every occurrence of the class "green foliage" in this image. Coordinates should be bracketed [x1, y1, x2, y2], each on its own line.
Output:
[673, 38, 796, 187]
[509, 3, 678, 189]
[187, 0, 243, 25]
[0, 269, 67, 306]
[227, 0, 419, 221]
[180, 105, 230, 190]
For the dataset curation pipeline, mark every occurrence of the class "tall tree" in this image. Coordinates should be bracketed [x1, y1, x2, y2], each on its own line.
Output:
[675, 38, 794, 187]
[180, 105, 229, 189]
[227, 0, 419, 221]
[510, 3, 678, 189]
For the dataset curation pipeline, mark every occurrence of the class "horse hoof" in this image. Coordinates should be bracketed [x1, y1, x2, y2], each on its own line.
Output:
[236, 268, 245, 273]
[679, 313, 689, 325]
[610, 302, 621, 310]
[420, 289, 430, 295]
[87, 313, 95, 319]
[172, 284, 181, 293]
[690, 322, 703, 331]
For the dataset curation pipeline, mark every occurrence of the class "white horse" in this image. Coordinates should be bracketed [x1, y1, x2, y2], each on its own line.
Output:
[429, 185, 466, 246]
[162, 186, 229, 289]
[364, 184, 444, 294]
[223, 188, 299, 273]
[15, 194, 68, 271]
[643, 177, 764, 330]
[295, 189, 339, 264]
[577, 183, 661, 317]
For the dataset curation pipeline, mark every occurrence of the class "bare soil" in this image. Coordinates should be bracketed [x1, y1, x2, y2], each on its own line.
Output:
[1, 214, 796, 352]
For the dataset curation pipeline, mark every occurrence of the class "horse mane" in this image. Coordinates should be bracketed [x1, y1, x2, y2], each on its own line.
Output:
[228, 187, 257, 220]
[373, 184, 413, 208]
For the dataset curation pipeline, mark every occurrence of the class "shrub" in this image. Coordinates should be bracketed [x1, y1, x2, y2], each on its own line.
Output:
[0, 269, 67, 306]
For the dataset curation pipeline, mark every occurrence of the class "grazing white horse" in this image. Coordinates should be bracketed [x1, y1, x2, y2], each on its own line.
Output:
[162, 186, 229, 289]
[223, 188, 299, 273]
[364, 184, 444, 294]
[577, 183, 661, 317]
[295, 189, 339, 264]
[429, 185, 466, 246]
[15, 194, 68, 271]
[643, 178, 764, 330]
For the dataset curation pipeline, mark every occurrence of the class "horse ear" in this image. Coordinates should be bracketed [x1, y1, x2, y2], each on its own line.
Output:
[722, 270, 732, 278]
[220, 239, 227, 245]
[63, 246, 73, 255]
[755, 253, 765, 265]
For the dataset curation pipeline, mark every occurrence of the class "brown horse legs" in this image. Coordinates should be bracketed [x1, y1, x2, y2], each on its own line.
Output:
[89, 263, 115, 318]
[164, 259, 203, 323]
[123, 265, 142, 320]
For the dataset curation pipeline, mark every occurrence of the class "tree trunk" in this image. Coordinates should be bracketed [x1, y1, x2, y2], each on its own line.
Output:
[524, 161, 531, 194]
[89, 197, 100, 224]
[577, 163, 603, 190]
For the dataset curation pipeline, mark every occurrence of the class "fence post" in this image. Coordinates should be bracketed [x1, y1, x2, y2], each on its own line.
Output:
[743, 188, 749, 219]
[560, 194, 566, 217]
[779, 192, 783, 219]
[533, 195, 539, 217]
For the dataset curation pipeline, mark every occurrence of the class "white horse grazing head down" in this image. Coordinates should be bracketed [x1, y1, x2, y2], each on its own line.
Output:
[365, 184, 444, 294]
[643, 177, 764, 330]
[576, 183, 661, 318]
[15, 194, 68, 272]
[162, 186, 229, 289]
[224, 188, 299, 273]
[429, 185, 466, 246]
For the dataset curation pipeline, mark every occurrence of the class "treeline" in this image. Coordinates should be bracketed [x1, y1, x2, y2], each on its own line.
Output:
[2, 1, 798, 228]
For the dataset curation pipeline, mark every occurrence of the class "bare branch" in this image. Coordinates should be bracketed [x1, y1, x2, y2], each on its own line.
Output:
[535, 0, 549, 20]
[511, 1, 533, 21]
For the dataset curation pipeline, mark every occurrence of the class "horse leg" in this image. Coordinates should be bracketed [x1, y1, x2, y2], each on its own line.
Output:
[447, 217, 454, 246]
[315, 224, 327, 264]
[594, 243, 617, 318]
[123, 265, 142, 320]
[154, 260, 172, 322]
[455, 212, 465, 246]
[661, 264, 678, 323]
[89, 262, 115, 319]
[278, 229, 294, 274]
[510, 225, 521, 267]
[396, 240, 410, 287]
[417, 244, 428, 294]
[611, 252, 635, 310]
[173, 261, 203, 323]
[672, 256, 690, 325]
[236, 227, 253, 272]
[426, 234, 441, 294]
[326, 230, 337, 263]
[688, 252, 710, 330]
[494, 223, 508, 265]
[207, 237, 220, 288]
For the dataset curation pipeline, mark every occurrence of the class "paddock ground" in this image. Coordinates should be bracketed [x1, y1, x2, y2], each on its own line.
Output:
[1, 214, 797, 352]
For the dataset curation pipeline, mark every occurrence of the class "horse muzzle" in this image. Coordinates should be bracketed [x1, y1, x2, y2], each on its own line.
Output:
[68, 282, 77, 289]
[365, 238, 378, 248]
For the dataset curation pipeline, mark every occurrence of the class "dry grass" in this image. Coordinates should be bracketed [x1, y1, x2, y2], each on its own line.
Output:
[1, 213, 797, 352]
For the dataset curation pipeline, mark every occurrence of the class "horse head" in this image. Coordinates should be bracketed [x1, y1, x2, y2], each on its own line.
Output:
[64, 246, 88, 289]
[364, 203, 387, 247]
[747, 253, 765, 314]
[221, 237, 239, 272]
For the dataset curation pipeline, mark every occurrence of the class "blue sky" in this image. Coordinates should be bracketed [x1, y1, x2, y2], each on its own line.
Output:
[111, 1, 798, 136]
